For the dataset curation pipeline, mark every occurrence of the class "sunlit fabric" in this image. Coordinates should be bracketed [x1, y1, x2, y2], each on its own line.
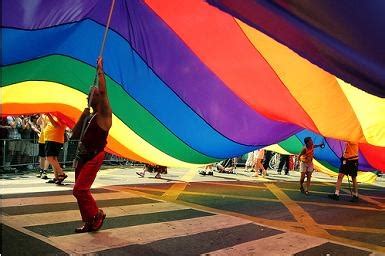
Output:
[208, 0, 385, 97]
[1, 0, 384, 173]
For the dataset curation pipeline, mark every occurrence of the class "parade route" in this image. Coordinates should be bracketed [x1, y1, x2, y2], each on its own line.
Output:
[1, 167, 384, 255]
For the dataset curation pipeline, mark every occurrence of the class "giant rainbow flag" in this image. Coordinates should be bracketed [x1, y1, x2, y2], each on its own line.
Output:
[2, 0, 384, 175]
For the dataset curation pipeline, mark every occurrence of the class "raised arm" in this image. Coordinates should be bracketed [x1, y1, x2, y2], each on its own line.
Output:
[29, 119, 41, 136]
[46, 113, 61, 128]
[314, 143, 325, 149]
[96, 58, 112, 129]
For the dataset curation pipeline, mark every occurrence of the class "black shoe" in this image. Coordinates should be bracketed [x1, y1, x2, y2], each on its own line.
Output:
[300, 186, 305, 193]
[199, 171, 207, 175]
[75, 222, 93, 233]
[55, 174, 68, 185]
[328, 194, 340, 201]
[92, 209, 106, 231]
[46, 178, 57, 184]
[41, 171, 48, 179]
[207, 171, 213, 176]
[136, 172, 145, 177]
[75, 209, 106, 233]
[349, 195, 359, 202]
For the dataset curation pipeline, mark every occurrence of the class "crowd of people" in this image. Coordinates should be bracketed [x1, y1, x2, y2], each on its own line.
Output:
[199, 150, 297, 177]
[198, 138, 360, 202]
[0, 114, 72, 182]
[0, 114, 42, 172]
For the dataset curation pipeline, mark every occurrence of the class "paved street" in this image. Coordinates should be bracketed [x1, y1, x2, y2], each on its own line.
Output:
[1, 167, 384, 255]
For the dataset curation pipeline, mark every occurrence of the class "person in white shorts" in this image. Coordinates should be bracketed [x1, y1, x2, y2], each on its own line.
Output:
[298, 137, 324, 195]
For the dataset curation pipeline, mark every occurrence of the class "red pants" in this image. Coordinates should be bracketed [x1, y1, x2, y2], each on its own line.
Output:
[73, 151, 105, 222]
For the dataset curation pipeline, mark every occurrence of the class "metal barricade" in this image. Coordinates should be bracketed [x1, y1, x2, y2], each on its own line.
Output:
[0, 139, 138, 172]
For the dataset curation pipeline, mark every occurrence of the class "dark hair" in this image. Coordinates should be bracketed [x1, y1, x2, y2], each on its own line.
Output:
[30, 114, 39, 120]
[304, 137, 312, 144]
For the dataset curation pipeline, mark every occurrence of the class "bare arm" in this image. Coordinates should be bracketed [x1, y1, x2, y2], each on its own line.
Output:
[96, 58, 112, 130]
[29, 121, 41, 135]
[46, 113, 61, 128]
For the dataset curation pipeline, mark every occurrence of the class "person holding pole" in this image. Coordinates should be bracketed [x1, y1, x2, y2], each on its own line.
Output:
[328, 141, 360, 202]
[71, 57, 112, 233]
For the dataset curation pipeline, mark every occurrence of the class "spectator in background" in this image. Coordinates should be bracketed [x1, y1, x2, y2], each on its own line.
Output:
[44, 113, 67, 184]
[198, 164, 214, 176]
[245, 151, 254, 172]
[0, 117, 10, 169]
[263, 150, 274, 171]
[137, 164, 167, 179]
[19, 116, 33, 170]
[216, 158, 236, 174]
[5, 116, 22, 172]
[277, 154, 290, 175]
[62, 127, 72, 168]
[253, 149, 267, 178]
[29, 115, 41, 169]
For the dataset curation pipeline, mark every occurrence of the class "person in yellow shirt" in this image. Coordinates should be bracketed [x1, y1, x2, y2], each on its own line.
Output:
[36, 114, 50, 179]
[44, 113, 67, 184]
[328, 141, 359, 202]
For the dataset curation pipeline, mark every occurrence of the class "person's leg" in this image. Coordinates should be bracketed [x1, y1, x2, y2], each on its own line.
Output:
[5, 140, 16, 170]
[258, 159, 267, 177]
[263, 151, 272, 170]
[38, 142, 49, 178]
[42, 157, 49, 179]
[349, 160, 359, 202]
[46, 156, 62, 178]
[277, 157, 284, 174]
[207, 164, 213, 175]
[328, 173, 344, 200]
[38, 143, 45, 167]
[299, 162, 306, 192]
[217, 163, 225, 173]
[46, 142, 66, 183]
[252, 161, 259, 177]
[136, 165, 146, 177]
[73, 152, 105, 232]
[349, 176, 359, 202]
[329, 161, 348, 200]
[284, 156, 290, 175]
[335, 173, 345, 195]
[300, 172, 306, 192]
[305, 171, 312, 194]
[352, 176, 358, 196]
[14, 141, 22, 170]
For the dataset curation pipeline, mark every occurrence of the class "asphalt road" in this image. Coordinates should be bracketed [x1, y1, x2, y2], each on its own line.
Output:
[1, 167, 384, 255]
